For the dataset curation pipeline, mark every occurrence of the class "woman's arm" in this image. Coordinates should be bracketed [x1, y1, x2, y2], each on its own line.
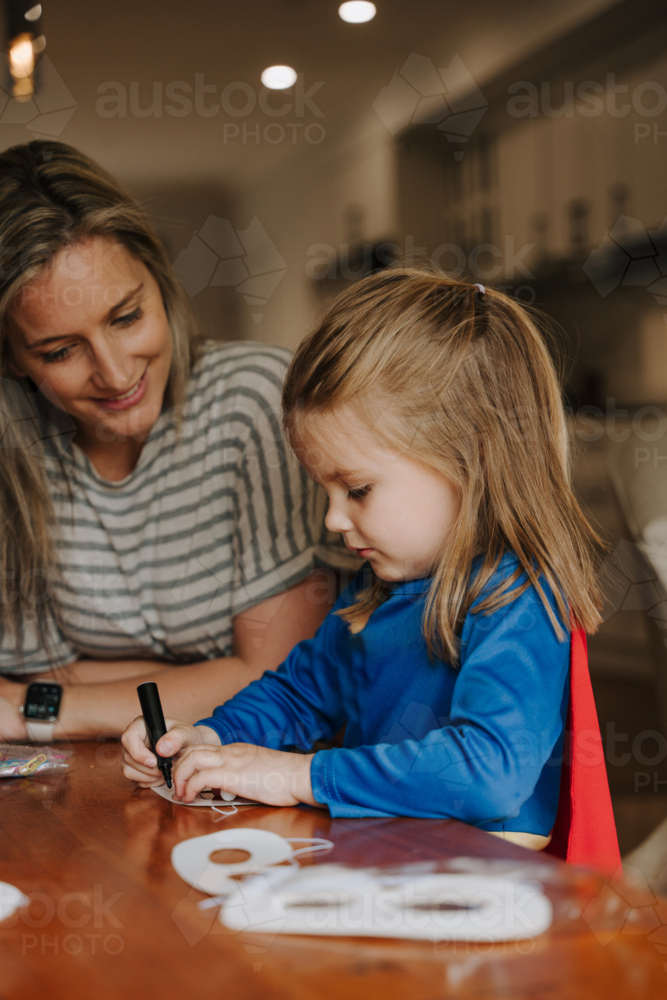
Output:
[0, 571, 335, 740]
[25, 659, 176, 685]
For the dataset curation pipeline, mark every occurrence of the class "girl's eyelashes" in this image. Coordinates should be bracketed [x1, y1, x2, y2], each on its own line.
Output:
[347, 484, 371, 501]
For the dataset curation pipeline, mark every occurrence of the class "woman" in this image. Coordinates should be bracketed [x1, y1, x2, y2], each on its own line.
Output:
[0, 140, 357, 740]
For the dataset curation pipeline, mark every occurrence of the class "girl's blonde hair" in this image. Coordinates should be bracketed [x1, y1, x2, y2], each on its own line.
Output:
[0, 140, 199, 658]
[283, 267, 602, 663]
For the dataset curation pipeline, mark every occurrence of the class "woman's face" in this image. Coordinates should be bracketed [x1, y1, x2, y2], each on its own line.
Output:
[7, 236, 173, 447]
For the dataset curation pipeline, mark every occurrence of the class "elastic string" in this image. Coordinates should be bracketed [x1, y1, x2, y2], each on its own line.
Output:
[195, 836, 335, 909]
[211, 803, 238, 821]
[286, 837, 334, 859]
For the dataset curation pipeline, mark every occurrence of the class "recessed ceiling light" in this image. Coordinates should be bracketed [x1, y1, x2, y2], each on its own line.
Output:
[339, 2, 376, 23]
[261, 65, 297, 90]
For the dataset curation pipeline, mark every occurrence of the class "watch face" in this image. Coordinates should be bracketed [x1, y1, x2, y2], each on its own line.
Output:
[24, 683, 62, 721]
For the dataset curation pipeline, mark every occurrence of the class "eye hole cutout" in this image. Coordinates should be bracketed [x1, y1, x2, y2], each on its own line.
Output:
[209, 849, 251, 865]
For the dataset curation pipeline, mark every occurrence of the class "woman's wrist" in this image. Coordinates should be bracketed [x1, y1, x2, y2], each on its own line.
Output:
[0, 692, 28, 740]
[1, 679, 28, 709]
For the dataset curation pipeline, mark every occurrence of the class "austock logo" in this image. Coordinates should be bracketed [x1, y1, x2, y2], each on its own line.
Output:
[583, 215, 667, 317]
[372, 53, 488, 158]
[582, 864, 667, 963]
[0, 56, 76, 137]
[173, 216, 287, 324]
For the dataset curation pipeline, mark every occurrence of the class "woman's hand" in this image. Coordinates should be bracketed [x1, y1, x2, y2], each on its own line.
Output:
[120, 716, 221, 788]
[172, 743, 320, 807]
[0, 674, 26, 703]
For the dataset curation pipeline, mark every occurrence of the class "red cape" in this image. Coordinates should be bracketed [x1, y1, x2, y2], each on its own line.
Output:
[544, 628, 621, 873]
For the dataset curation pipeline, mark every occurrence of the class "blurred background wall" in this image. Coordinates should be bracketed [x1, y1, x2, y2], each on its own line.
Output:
[4, 0, 664, 404]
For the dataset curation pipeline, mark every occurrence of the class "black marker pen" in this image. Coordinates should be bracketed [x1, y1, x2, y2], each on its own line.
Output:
[137, 682, 173, 789]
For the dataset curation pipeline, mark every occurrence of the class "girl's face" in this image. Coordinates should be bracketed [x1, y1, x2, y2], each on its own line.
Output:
[7, 236, 173, 450]
[294, 406, 459, 582]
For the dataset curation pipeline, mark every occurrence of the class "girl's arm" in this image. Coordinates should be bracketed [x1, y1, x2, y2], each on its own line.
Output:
[307, 583, 570, 822]
[171, 580, 569, 822]
[194, 593, 349, 751]
[0, 575, 334, 740]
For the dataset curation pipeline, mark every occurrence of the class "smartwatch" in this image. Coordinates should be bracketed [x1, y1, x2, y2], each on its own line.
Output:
[21, 682, 63, 742]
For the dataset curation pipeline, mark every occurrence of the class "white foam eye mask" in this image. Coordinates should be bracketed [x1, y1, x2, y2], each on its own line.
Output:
[219, 866, 554, 942]
[0, 882, 30, 921]
[171, 828, 296, 895]
[170, 834, 553, 942]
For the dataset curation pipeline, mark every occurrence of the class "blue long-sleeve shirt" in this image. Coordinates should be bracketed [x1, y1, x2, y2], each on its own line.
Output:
[197, 556, 570, 834]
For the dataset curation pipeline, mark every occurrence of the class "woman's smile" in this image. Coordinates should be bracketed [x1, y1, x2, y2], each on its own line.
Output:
[92, 366, 149, 411]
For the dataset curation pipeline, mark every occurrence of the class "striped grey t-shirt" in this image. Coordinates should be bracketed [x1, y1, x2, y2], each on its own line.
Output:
[1, 342, 358, 675]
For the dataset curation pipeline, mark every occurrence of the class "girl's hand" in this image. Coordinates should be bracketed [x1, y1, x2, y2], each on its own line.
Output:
[173, 743, 320, 807]
[120, 716, 221, 787]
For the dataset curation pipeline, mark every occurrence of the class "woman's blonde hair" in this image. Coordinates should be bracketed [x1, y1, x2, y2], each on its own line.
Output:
[283, 267, 602, 663]
[0, 140, 199, 658]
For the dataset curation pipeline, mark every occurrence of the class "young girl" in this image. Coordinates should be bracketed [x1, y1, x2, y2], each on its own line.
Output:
[122, 269, 604, 851]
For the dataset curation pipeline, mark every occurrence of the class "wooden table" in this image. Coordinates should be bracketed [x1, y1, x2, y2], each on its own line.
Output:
[1, 742, 666, 999]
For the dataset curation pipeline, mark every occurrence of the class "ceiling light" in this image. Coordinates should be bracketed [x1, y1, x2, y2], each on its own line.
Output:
[9, 34, 33, 78]
[338, 2, 376, 23]
[261, 65, 297, 90]
[6, 1, 46, 100]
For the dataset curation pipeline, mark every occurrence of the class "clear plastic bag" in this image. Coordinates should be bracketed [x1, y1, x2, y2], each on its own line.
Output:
[215, 853, 658, 943]
[0, 744, 72, 778]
